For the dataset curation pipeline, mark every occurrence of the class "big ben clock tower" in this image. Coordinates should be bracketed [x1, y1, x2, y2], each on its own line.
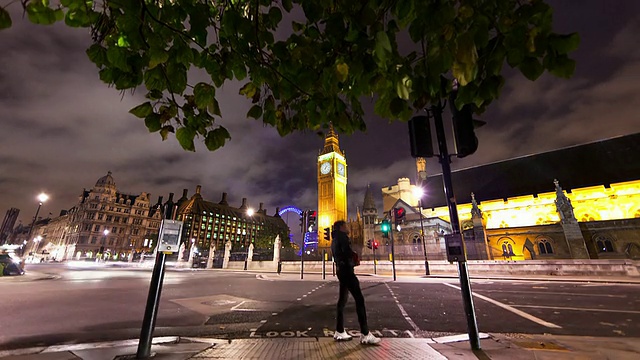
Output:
[317, 124, 347, 247]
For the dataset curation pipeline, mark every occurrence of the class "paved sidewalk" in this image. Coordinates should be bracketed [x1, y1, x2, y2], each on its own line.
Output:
[2, 333, 639, 360]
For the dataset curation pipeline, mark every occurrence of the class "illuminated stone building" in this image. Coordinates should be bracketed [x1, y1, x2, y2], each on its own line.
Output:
[62, 172, 161, 260]
[317, 125, 348, 247]
[175, 186, 289, 258]
[386, 132, 640, 260]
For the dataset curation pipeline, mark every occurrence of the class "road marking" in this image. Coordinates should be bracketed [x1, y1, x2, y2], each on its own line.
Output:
[515, 305, 640, 314]
[384, 283, 421, 333]
[476, 290, 626, 298]
[443, 283, 562, 329]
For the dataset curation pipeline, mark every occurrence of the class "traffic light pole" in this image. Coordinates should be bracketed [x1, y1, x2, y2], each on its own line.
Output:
[390, 220, 396, 282]
[431, 102, 480, 350]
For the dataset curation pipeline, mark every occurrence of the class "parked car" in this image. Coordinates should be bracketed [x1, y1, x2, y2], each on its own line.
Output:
[0, 252, 26, 276]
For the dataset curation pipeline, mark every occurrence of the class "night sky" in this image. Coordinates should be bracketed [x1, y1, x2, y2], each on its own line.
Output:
[1, 1, 639, 226]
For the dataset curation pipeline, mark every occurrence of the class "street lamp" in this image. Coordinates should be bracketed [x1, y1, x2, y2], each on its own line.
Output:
[25, 192, 48, 256]
[244, 208, 254, 270]
[412, 186, 430, 275]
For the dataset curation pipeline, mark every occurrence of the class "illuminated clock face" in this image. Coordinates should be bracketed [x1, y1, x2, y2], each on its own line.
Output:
[337, 163, 345, 176]
[320, 162, 331, 174]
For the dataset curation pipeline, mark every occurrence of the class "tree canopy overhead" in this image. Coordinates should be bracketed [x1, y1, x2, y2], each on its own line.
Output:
[0, 0, 579, 151]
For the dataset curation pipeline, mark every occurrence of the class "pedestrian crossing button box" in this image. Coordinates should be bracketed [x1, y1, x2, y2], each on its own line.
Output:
[444, 233, 466, 262]
[157, 219, 183, 252]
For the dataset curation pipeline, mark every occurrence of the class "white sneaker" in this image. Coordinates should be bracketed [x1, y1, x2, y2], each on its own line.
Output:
[333, 331, 353, 341]
[360, 332, 381, 345]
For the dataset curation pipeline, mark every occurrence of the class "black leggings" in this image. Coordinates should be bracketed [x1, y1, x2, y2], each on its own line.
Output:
[336, 268, 369, 335]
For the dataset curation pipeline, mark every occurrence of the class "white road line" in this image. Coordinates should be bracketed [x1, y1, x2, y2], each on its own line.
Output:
[477, 290, 626, 298]
[443, 283, 562, 329]
[384, 283, 421, 333]
[230, 300, 246, 311]
[515, 305, 640, 314]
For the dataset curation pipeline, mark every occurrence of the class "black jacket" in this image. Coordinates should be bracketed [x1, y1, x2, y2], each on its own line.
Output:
[331, 229, 355, 269]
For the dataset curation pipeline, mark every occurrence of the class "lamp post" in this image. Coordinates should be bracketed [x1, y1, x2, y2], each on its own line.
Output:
[245, 208, 254, 270]
[413, 187, 430, 275]
[25, 192, 48, 256]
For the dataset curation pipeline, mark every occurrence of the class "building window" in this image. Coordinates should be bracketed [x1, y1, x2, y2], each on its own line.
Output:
[538, 240, 553, 254]
[501, 243, 515, 257]
[98, 213, 104, 220]
[595, 235, 615, 253]
[106, 215, 113, 222]
[91, 236, 97, 244]
[412, 234, 421, 244]
[94, 225, 100, 232]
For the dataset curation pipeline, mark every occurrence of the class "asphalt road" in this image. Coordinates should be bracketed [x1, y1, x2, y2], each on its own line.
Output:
[1, 263, 638, 350]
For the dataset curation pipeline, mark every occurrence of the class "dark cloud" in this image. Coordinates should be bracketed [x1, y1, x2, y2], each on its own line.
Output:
[1, 3, 639, 224]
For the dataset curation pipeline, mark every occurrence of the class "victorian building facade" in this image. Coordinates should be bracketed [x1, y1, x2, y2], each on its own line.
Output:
[175, 185, 289, 260]
[34, 172, 161, 261]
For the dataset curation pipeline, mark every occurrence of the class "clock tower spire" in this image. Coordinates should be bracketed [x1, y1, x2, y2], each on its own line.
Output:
[317, 123, 347, 247]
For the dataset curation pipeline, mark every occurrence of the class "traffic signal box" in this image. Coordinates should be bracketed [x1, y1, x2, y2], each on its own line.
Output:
[380, 220, 391, 238]
[393, 207, 406, 226]
[307, 211, 317, 230]
[323, 227, 331, 242]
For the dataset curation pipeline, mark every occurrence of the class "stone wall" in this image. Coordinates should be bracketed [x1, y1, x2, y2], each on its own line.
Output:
[278, 259, 640, 278]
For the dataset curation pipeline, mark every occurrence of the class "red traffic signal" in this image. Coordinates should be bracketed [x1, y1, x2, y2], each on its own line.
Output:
[372, 240, 379, 250]
[394, 207, 406, 224]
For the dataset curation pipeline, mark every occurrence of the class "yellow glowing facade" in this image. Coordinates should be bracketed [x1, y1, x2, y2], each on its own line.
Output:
[317, 126, 347, 247]
[422, 180, 640, 229]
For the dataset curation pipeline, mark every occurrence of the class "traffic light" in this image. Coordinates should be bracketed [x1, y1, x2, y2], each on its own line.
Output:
[366, 239, 372, 249]
[449, 90, 486, 158]
[394, 207, 406, 225]
[372, 240, 379, 250]
[307, 211, 317, 231]
[299, 211, 308, 233]
[408, 115, 434, 158]
[323, 227, 331, 242]
[380, 220, 391, 238]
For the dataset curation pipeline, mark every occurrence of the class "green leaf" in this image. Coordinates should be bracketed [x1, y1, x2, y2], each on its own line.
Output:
[144, 113, 162, 132]
[149, 47, 169, 68]
[0, 8, 13, 29]
[86, 44, 108, 67]
[268, 7, 283, 26]
[144, 67, 167, 91]
[26, 3, 58, 25]
[193, 82, 215, 110]
[549, 33, 580, 54]
[208, 98, 221, 116]
[166, 63, 188, 94]
[374, 31, 392, 63]
[160, 125, 174, 141]
[239, 82, 258, 99]
[247, 105, 263, 119]
[205, 126, 231, 151]
[335, 62, 349, 83]
[518, 57, 544, 81]
[176, 127, 196, 152]
[548, 56, 576, 78]
[282, 0, 293, 12]
[389, 97, 405, 116]
[107, 47, 131, 72]
[129, 102, 154, 118]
